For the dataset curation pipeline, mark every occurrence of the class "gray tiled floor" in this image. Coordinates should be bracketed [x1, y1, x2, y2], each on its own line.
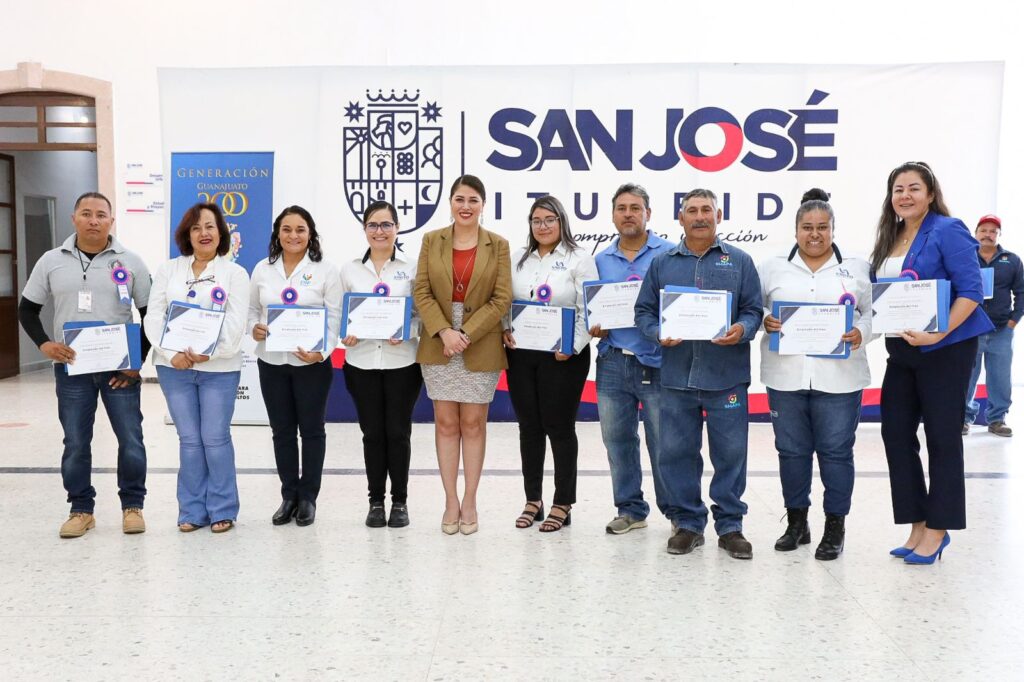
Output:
[1, 369, 1021, 681]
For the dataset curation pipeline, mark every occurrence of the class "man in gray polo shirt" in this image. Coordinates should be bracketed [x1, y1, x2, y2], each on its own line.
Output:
[19, 192, 153, 538]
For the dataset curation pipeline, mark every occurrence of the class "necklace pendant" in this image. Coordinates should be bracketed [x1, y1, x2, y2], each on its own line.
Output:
[456, 283, 464, 293]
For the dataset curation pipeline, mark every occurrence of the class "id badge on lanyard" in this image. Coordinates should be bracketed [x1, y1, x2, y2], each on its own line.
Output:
[78, 289, 93, 313]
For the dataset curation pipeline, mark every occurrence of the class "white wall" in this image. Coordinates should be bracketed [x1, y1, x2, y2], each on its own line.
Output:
[3, 0, 1023, 271]
[11, 151, 97, 369]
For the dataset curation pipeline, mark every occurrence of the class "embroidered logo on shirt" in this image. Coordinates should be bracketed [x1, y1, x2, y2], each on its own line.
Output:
[836, 267, 851, 278]
[392, 270, 410, 280]
[299, 273, 315, 286]
[552, 261, 567, 271]
[715, 255, 734, 267]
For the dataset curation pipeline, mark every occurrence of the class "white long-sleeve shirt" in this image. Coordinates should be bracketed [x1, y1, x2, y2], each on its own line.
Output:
[339, 250, 419, 370]
[505, 243, 598, 355]
[757, 248, 872, 393]
[247, 254, 342, 366]
[144, 255, 250, 372]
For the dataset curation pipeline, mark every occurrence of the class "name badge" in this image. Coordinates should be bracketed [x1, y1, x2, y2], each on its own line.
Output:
[78, 290, 93, 313]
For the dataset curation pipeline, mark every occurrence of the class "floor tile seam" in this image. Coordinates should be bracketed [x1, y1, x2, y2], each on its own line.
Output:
[0, 467, 1015, 479]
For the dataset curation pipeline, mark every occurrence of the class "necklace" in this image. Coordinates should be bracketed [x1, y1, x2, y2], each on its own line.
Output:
[454, 248, 477, 293]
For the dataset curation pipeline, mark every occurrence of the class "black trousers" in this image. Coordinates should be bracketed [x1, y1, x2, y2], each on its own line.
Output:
[257, 359, 334, 503]
[506, 346, 591, 506]
[343, 362, 423, 504]
[881, 337, 978, 530]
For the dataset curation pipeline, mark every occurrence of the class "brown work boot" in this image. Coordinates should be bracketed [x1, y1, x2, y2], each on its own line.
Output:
[122, 508, 146, 534]
[59, 512, 95, 538]
[988, 421, 1013, 437]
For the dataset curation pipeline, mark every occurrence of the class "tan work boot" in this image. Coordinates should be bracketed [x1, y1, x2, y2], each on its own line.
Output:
[122, 508, 146, 534]
[59, 512, 95, 538]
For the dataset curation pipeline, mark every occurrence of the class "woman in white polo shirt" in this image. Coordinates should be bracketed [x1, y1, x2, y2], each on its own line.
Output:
[144, 202, 250, 533]
[248, 205, 342, 528]
[502, 195, 598, 533]
[340, 200, 422, 529]
[758, 189, 872, 560]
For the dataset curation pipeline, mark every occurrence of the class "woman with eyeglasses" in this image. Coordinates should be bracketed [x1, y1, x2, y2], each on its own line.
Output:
[144, 202, 250, 533]
[502, 195, 597, 532]
[870, 161, 992, 565]
[414, 175, 512, 535]
[249, 206, 342, 528]
[340, 200, 423, 529]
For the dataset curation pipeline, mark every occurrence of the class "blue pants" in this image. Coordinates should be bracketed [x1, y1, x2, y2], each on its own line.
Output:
[767, 388, 861, 516]
[965, 324, 1015, 424]
[157, 366, 240, 526]
[54, 366, 147, 513]
[659, 385, 749, 536]
[596, 349, 666, 520]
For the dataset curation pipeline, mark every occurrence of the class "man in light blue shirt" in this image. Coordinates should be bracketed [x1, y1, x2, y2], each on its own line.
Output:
[590, 183, 675, 534]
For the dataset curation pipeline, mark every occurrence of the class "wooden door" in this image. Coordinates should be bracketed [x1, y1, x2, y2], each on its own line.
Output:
[0, 153, 18, 378]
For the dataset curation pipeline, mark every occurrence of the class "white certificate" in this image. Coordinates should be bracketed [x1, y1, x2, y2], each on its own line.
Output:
[160, 301, 225, 355]
[871, 280, 941, 333]
[583, 280, 642, 330]
[265, 306, 327, 352]
[778, 305, 847, 356]
[660, 289, 731, 340]
[63, 324, 131, 376]
[343, 295, 410, 340]
[509, 303, 573, 353]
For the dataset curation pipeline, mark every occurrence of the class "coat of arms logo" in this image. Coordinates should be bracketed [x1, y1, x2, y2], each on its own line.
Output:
[343, 89, 444, 233]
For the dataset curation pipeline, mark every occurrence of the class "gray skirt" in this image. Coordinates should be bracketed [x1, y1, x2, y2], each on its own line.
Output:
[421, 302, 500, 404]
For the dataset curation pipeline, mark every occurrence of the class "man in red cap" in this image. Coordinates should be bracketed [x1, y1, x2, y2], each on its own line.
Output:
[964, 215, 1023, 437]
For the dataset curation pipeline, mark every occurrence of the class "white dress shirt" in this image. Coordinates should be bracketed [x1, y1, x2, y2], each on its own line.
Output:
[144, 255, 250, 372]
[247, 254, 343, 366]
[505, 242, 599, 355]
[339, 249, 419, 370]
[758, 248, 872, 393]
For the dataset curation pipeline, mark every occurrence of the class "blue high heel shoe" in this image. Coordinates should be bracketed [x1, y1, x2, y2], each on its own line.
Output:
[889, 546, 913, 558]
[903, 532, 951, 565]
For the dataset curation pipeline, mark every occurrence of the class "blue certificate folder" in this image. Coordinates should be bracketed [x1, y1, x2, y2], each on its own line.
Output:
[510, 300, 575, 355]
[341, 293, 413, 341]
[266, 305, 328, 352]
[872, 277, 951, 332]
[62, 321, 142, 373]
[659, 285, 732, 338]
[982, 268, 995, 299]
[768, 301, 853, 359]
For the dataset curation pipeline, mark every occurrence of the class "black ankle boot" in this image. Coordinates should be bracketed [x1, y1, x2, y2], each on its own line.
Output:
[815, 514, 845, 560]
[774, 508, 811, 551]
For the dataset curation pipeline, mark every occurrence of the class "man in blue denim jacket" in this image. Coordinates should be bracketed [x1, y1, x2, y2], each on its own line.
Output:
[635, 189, 763, 559]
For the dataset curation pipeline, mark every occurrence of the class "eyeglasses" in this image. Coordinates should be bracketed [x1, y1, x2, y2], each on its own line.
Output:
[530, 216, 560, 229]
[364, 222, 396, 233]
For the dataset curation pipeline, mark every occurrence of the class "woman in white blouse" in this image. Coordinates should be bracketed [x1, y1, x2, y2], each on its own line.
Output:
[502, 195, 598, 532]
[758, 188, 871, 560]
[248, 206, 342, 528]
[340, 200, 422, 529]
[144, 202, 250, 533]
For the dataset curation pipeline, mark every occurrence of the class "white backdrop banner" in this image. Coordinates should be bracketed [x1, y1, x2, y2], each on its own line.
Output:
[159, 62, 1003, 419]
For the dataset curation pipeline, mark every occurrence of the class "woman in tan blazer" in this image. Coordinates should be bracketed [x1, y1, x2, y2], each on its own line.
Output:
[414, 175, 512, 535]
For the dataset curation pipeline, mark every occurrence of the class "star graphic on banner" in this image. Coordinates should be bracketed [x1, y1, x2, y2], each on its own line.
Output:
[344, 101, 365, 122]
[421, 101, 442, 122]
[395, 238, 406, 253]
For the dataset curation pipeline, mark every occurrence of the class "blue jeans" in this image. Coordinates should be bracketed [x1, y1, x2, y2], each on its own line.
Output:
[596, 348, 666, 520]
[54, 366, 147, 513]
[767, 388, 861, 516]
[659, 385, 749, 536]
[157, 367, 240, 525]
[965, 324, 1015, 424]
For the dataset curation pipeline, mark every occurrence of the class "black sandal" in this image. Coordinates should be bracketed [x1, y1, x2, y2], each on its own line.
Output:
[539, 504, 572, 533]
[515, 501, 544, 529]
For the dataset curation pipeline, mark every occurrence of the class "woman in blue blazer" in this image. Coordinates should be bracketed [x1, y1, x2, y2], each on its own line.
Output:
[870, 161, 993, 565]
